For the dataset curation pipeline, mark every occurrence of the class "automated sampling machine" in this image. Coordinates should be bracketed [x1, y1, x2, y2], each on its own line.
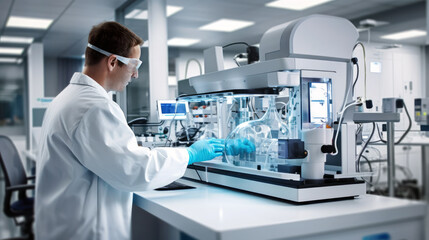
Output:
[178, 15, 367, 202]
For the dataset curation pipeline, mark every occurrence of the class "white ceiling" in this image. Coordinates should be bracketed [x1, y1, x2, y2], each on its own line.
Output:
[0, 0, 426, 59]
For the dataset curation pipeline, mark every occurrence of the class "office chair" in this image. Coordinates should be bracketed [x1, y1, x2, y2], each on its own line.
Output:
[0, 135, 34, 240]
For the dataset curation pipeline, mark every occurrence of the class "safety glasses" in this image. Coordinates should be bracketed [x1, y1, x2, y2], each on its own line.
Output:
[87, 43, 142, 71]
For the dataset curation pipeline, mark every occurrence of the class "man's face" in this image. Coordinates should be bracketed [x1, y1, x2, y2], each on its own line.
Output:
[110, 45, 141, 92]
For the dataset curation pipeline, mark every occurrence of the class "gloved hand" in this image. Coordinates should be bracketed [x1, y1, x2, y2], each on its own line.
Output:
[187, 139, 225, 165]
[225, 138, 256, 156]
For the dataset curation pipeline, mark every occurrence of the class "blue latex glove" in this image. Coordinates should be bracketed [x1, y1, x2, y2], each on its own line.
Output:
[225, 138, 256, 156]
[187, 139, 225, 165]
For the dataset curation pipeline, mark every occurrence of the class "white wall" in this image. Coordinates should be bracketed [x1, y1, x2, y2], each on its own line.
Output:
[353, 42, 425, 190]
[44, 57, 59, 97]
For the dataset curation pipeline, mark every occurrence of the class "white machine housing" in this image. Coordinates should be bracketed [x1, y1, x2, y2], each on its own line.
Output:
[184, 15, 365, 202]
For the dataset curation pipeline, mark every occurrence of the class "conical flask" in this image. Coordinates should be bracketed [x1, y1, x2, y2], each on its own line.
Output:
[225, 96, 290, 171]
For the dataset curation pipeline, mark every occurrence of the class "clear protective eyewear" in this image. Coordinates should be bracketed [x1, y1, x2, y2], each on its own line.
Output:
[87, 43, 142, 71]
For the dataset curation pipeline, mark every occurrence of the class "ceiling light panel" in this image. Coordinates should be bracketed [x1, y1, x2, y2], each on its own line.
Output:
[0, 47, 24, 55]
[0, 36, 34, 44]
[7, 16, 53, 29]
[0, 57, 20, 63]
[125, 9, 143, 19]
[199, 19, 254, 32]
[266, 0, 333, 10]
[126, 9, 147, 19]
[167, 38, 200, 47]
[125, 5, 183, 20]
[167, 6, 183, 16]
[381, 30, 426, 40]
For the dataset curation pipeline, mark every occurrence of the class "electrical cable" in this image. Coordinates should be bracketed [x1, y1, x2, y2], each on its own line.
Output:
[376, 124, 385, 143]
[127, 118, 165, 127]
[396, 165, 413, 180]
[367, 146, 382, 160]
[352, 62, 360, 96]
[184, 58, 202, 79]
[360, 155, 374, 186]
[178, 126, 203, 142]
[361, 155, 373, 182]
[362, 146, 382, 186]
[223, 42, 259, 65]
[330, 102, 361, 156]
[164, 101, 180, 147]
[356, 122, 376, 172]
[375, 101, 412, 145]
[353, 42, 367, 101]
[396, 102, 412, 144]
[223, 42, 250, 48]
[192, 164, 203, 181]
[331, 51, 360, 156]
[339, 69, 354, 113]
[356, 123, 363, 137]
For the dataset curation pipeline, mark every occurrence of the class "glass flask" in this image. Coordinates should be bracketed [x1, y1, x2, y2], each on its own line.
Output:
[224, 96, 290, 171]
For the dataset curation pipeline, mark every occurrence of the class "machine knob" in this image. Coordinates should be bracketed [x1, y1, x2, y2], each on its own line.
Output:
[321, 145, 336, 154]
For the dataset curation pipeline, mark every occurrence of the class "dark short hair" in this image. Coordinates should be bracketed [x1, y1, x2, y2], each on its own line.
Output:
[85, 21, 143, 66]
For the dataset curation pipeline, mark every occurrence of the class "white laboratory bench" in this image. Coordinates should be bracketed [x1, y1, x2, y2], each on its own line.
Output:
[132, 179, 427, 240]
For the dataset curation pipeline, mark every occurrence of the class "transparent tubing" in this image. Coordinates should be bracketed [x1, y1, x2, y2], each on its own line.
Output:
[287, 87, 299, 139]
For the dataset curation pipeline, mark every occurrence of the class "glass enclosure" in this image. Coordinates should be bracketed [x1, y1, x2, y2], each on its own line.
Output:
[225, 96, 290, 171]
[121, 0, 151, 122]
[179, 76, 334, 172]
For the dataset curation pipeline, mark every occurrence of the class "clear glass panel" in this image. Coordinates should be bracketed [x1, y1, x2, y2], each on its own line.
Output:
[0, 62, 25, 135]
[126, 47, 150, 121]
[225, 96, 290, 171]
[122, 1, 150, 122]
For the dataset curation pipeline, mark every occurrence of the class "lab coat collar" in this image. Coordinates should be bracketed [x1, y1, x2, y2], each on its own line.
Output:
[70, 72, 110, 99]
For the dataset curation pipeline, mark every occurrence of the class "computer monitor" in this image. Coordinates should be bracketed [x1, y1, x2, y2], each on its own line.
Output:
[157, 100, 189, 120]
[309, 82, 330, 124]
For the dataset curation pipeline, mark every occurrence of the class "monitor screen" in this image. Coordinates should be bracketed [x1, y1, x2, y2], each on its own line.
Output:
[157, 100, 189, 120]
[309, 82, 329, 124]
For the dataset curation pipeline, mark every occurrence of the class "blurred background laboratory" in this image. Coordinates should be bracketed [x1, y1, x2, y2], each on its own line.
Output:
[1, 0, 429, 239]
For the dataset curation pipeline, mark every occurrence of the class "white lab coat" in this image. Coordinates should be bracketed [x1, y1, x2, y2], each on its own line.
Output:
[35, 73, 189, 240]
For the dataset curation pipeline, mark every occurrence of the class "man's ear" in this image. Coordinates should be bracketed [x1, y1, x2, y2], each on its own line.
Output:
[107, 55, 117, 71]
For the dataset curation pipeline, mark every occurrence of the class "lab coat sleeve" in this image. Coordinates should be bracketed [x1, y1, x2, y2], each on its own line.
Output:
[70, 100, 189, 192]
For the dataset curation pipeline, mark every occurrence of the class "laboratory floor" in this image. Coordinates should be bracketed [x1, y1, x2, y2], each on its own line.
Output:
[0, 176, 20, 239]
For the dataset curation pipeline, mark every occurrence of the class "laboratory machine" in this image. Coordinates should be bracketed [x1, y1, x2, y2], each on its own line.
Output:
[175, 14, 369, 202]
[415, 98, 429, 135]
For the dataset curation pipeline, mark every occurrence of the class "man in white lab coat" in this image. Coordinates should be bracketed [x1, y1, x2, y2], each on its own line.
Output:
[35, 22, 225, 240]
